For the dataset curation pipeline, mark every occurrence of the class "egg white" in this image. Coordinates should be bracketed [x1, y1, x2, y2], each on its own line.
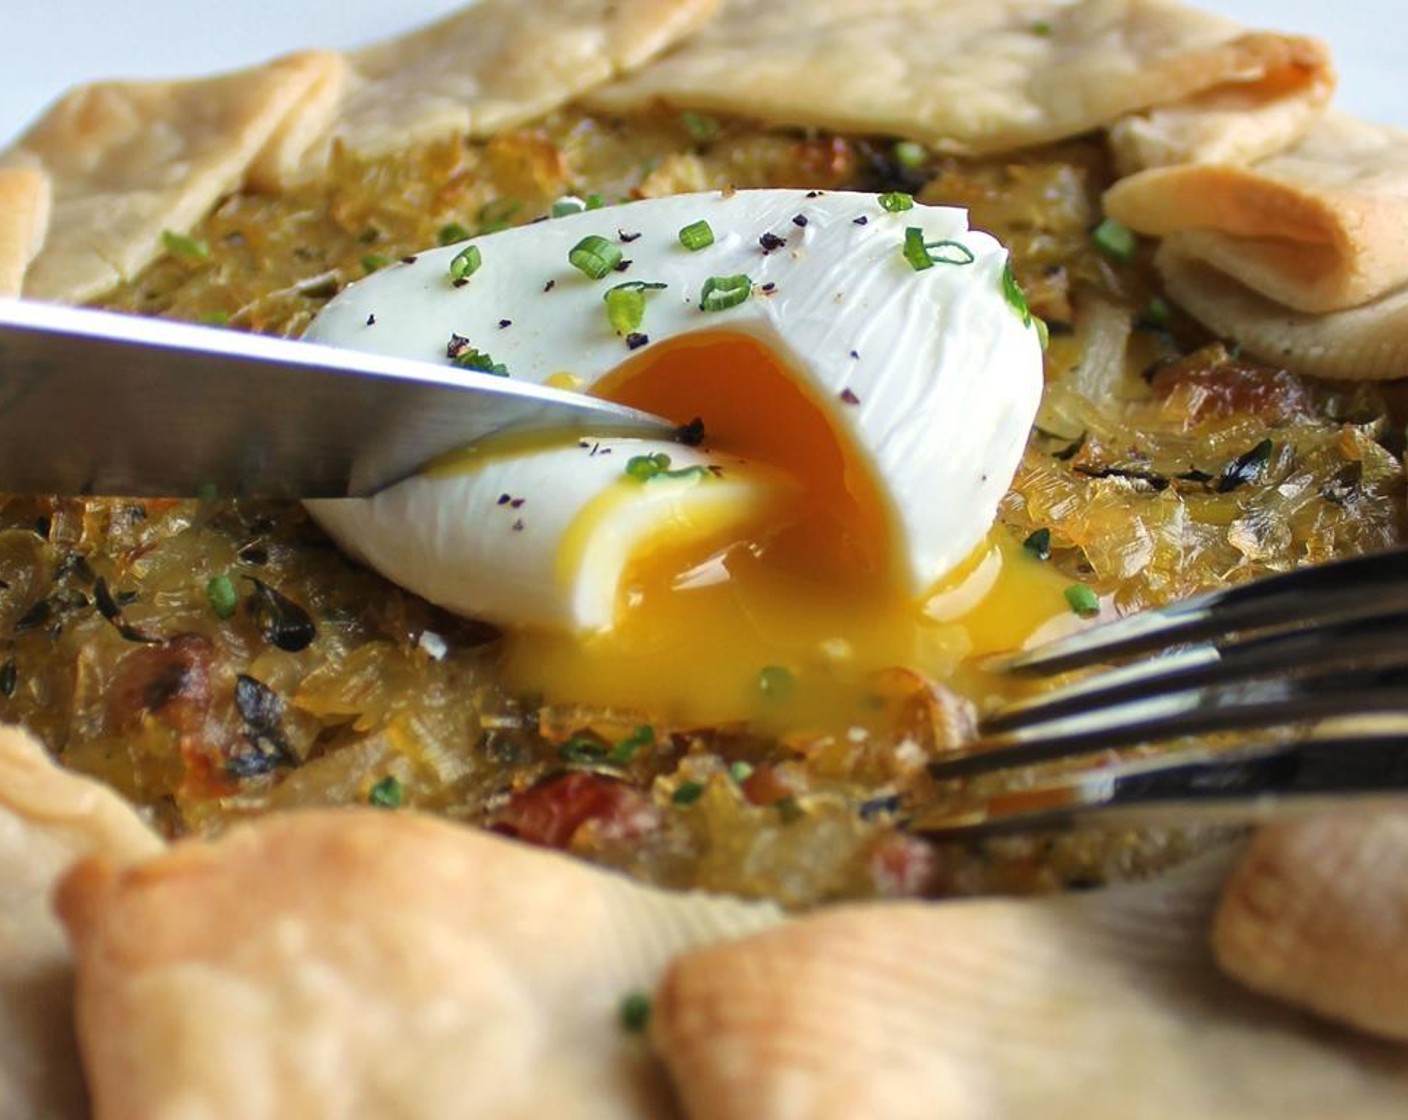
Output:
[305, 189, 1042, 633]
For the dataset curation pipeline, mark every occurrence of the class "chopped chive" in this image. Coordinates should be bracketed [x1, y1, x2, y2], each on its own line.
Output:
[552, 195, 586, 217]
[449, 244, 482, 282]
[699, 273, 752, 312]
[903, 227, 934, 271]
[878, 191, 914, 212]
[585, 193, 606, 210]
[447, 335, 509, 376]
[1064, 583, 1101, 617]
[161, 229, 210, 260]
[681, 110, 721, 143]
[626, 453, 672, 481]
[1031, 19, 1053, 35]
[1022, 528, 1052, 561]
[903, 228, 975, 271]
[728, 760, 754, 783]
[361, 253, 389, 274]
[604, 281, 666, 335]
[672, 781, 706, 805]
[477, 197, 521, 234]
[1001, 261, 1033, 326]
[678, 219, 715, 251]
[757, 665, 794, 701]
[437, 221, 472, 245]
[608, 725, 655, 765]
[1138, 296, 1173, 329]
[893, 141, 928, 170]
[206, 574, 238, 619]
[1091, 217, 1139, 263]
[369, 775, 405, 808]
[619, 991, 652, 1033]
[569, 234, 624, 280]
[559, 736, 607, 764]
[197, 310, 230, 326]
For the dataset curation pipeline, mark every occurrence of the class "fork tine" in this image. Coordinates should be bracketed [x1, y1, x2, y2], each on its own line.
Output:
[929, 676, 1408, 781]
[984, 609, 1408, 734]
[910, 717, 1408, 841]
[1000, 546, 1408, 676]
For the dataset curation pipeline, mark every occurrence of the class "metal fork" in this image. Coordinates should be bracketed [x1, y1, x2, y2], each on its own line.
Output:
[909, 546, 1408, 841]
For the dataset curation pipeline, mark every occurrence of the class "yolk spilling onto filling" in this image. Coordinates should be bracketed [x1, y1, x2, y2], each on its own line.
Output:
[500, 331, 1072, 726]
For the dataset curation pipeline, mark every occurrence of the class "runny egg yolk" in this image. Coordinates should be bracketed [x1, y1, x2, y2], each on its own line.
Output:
[499, 331, 1072, 727]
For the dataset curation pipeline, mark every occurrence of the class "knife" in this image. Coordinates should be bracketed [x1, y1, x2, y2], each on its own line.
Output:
[0, 299, 678, 498]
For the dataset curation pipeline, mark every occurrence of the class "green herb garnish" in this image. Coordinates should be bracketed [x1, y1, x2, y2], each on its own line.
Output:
[569, 234, 624, 280]
[361, 253, 389, 274]
[206, 574, 238, 619]
[728, 760, 755, 783]
[447, 335, 509, 376]
[903, 229, 977, 271]
[672, 781, 706, 805]
[369, 775, 404, 809]
[678, 219, 715, 251]
[161, 229, 210, 261]
[449, 244, 482, 283]
[477, 197, 522, 234]
[585, 193, 606, 210]
[1091, 217, 1139, 263]
[608, 725, 655, 765]
[604, 281, 667, 335]
[1022, 528, 1053, 561]
[559, 736, 608, 764]
[878, 191, 915, 212]
[437, 222, 472, 245]
[681, 110, 722, 143]
[699, 273, 752, 312]
[623, 452, 710, 483]
[893, 141, 928, 170]
[552, 196, 586, 217]
[1064, 583, 1101, 617]
[1138, 296, 1173, 330]
[757, 665, 795, 701]
[1001, 261, 1034, 326]
[619, 991, 652, 1033]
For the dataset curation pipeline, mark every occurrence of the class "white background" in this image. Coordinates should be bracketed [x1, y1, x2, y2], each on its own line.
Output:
[1, 1, 1400, 145]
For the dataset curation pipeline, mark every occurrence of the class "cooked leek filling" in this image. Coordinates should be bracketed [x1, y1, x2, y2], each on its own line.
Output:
[1, 109, 1401, 905]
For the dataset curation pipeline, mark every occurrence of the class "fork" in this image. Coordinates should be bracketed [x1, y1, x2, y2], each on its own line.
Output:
[909, 546, 1408, 841]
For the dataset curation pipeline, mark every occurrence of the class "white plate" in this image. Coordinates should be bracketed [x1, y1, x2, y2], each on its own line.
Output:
[0, 1, 1402, 147]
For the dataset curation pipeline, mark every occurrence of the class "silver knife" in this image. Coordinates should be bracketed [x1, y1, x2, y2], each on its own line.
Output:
[0, 298, 678, 498]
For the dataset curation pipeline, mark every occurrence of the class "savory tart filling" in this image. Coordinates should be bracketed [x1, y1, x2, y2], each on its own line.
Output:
[0, 109, 1397, 905]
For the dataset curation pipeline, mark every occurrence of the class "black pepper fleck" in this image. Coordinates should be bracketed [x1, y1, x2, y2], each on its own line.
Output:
[849, 349, 860, 359]
[543, 279, 556, 292]
[805, 190, 822, 198]
[759, 231, 786, 253]
[626, 332, 650, 350]
[618, 229, 642, 243]
[452, 278, 469, 288]
[614, 259, 633, 273]
[512, 519, 525, 532]
[401, 255, 418, 264]
[840, 388, 860, 405]
[792, 214, 809, 228]
[497, 493, 511, 506]
[509, 498, 526, 509]
[365, 313, 376, 326]
[853, 216, 869, 226]
[498, 319, 512, 329]
[760, 282, 776, 294]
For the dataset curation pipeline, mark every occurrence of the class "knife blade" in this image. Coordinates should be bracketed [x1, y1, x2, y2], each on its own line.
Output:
[0, 298, 679, 498]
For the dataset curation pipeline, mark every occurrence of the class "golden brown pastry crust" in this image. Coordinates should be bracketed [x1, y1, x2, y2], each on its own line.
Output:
[334, 0, 724, 161]
[0, 727, 161, 1120]
[1214, 811, 1408, 1042]
[3, 51, 344, 305]
[586, 0, 1331, 158]
[652, 850, 1408, 1120]
[1106, 113, 1408, 315]
[0, 165, 49, 296]
[58, 809, 778, 1120]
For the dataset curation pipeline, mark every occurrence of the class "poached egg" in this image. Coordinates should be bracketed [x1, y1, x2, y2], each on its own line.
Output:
[306, 189, 1062, 724]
